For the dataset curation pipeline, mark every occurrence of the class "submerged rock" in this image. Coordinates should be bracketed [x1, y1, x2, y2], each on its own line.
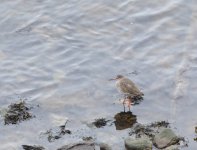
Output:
[22, 145, 45, 150]
[57, 142, 95, 150]
[42, 124, 71, 142]
[92, 118, 110, 128]
[153, 128, 180, 149]
[114, 111, 136, 130]
[4, 101, 34, 125]
[125, 137, 152, 150]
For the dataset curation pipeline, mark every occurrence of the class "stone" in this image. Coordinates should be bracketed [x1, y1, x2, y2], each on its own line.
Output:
[114, 112, 137, 130]
[164, 145, 179, 150]
[22, 145, 45, 150]
[125, 137, 152, 150]
[57, 142, 95, 150]
[153, 128, 179, 149]
[99, 143, 112, 150]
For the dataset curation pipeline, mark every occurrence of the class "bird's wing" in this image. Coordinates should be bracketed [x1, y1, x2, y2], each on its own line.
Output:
[120, 78, 142, 95]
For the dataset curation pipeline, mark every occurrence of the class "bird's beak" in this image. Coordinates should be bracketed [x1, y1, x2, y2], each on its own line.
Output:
[109, 78, 117, 81]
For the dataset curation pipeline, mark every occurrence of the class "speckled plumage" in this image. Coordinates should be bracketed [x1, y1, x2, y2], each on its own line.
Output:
[115, 76, 143, 97]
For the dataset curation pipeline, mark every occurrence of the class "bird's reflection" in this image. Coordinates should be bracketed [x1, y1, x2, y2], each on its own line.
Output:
[114, 111, 137, 130]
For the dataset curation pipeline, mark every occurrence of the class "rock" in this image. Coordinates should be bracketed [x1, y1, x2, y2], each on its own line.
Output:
[99, 143, 112, 150]
[164, 145, 179, 150]
[57, 142, 95, 150]
[125, 137, 152, 150]
[114, 112, 137, 130]
[153, 128, 179, 149]
[22, 145, 45, 150]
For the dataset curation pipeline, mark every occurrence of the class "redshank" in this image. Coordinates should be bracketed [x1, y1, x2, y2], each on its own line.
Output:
[110, 75, 143, 111]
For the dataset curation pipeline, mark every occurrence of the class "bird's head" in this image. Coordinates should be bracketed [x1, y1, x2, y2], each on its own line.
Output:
[109, 75, 124, 81]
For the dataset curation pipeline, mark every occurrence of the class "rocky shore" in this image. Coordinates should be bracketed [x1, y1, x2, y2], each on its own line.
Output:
[1, 100, 189, 150]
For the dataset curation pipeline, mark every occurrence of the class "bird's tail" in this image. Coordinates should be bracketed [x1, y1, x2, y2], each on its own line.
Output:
[140, 92, 144, 96]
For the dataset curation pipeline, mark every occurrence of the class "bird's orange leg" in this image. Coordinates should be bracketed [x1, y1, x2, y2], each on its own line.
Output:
[125, 97, 133, 112]
[123, 98, 126, 112]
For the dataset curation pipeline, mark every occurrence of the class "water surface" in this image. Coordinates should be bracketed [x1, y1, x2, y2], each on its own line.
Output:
[0, 0, 197, 149]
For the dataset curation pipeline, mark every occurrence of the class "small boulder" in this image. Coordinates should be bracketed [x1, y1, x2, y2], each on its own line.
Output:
[114, 112, 137, 130]
[153, 128, 179, 149]
[125, 137, 152, 150]
[99, 143, 112, 150]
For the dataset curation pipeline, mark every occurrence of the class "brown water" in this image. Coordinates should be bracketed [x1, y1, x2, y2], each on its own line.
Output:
[0, 0, 197, 149]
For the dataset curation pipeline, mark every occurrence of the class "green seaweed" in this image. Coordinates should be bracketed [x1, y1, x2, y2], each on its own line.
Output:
[4, 101, 34, 125]
[82, 136, 93, 141]
[148, 121, 170, 128]
[92, 118, 110, 128]
[43, 124, 71, 142]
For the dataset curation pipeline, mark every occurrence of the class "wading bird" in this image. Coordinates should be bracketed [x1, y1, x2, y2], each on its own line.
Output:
[110, 75, 143, 111]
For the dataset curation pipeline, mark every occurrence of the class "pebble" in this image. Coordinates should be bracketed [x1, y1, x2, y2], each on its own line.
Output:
[125, 137, 152, 150]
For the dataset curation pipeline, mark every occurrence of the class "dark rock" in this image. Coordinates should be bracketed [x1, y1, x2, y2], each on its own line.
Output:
[22, 145, 45, 150]
[99, 143, 112, 150]
[114, 111, 136, 130]
[57, 142, 95, 150]
[125, 137, 152, 150]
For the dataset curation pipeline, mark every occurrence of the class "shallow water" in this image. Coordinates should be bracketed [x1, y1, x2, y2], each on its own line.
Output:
[0, 0, 197, 149]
